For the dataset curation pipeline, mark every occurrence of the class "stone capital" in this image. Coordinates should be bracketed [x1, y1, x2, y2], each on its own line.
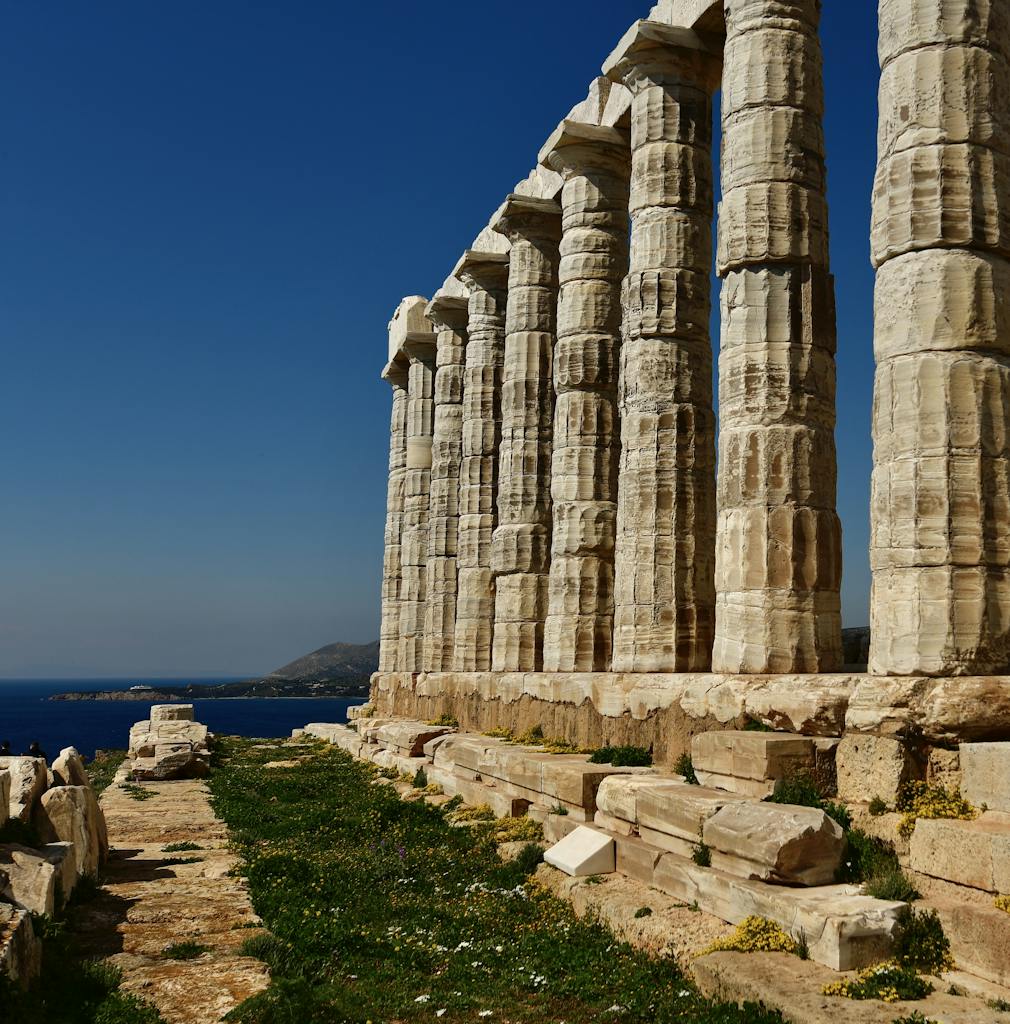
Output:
[603, 20, 722, 94]
[402, 329, 436, 363]
[381, 358, 408, 387]
[452, 249, 510, 293]
[490, 194, 563, 245]
[538, 121, 630, 180]
[425, 294, 469, 333]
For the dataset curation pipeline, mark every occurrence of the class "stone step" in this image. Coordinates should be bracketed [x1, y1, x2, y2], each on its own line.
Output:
[924, 895, 1010, 988]
[691, 731, 817, 797]
[960, 742, 1010, 813]
[908, 812, 1010, 893]
[375, 721, 455, 757]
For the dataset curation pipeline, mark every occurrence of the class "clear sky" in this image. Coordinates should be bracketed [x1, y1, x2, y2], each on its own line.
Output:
[2, 2, 880, 679]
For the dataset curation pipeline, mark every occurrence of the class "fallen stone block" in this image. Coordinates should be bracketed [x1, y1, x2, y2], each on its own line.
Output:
[594, 810, 635, 836]
[692, 772, 777, 798]
[544, 826, 615, 877]
[836, 733, 918, 803]
[0, 758, 47, 824]
[433, 735, 497, 774]
[132, 747, 209, 782]
[541, 760, 649, 814]
[150, 703, 194, 723]
[909, 814, 1010, 893]
[422, 734, 455, 759]
[0, 844, 58, 916]
[34, 786, 102, 878]
[595, 774, 684, 824]
[41, 842, 76, 906]
[926, 895, 1010, 988]
[0, 905, 41, 987]
[653, 854, 903, 971]
[614, 833, 667, 886]
[51, 747, 90, 789]
[375, 721, 454, 757]
[702, 802, 845, 887]
[960, 742, 1010, 813]
[692, 731, 815, 786]
[478, 745, 550, 793]
[637, 781, 746, 843]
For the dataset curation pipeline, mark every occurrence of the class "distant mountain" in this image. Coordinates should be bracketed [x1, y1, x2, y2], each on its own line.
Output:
[49, 641, 379, 702]
[263, 640, 379, 685]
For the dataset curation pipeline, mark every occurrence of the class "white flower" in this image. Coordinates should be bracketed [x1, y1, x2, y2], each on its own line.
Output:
[678, 990, 691, 997]
[415, 995, 430, 1004]
[436, 1012, 446, 1018]
[478, 1013, 493, 1019]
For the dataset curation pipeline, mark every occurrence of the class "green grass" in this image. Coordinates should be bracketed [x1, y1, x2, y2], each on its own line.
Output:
[0, 916, 165, 1023]
[209, 736, 785, 1024]
[588, 746, 653, 767]
[674, 753, 699, 786]
[162, 941, 210, 961]
[121, 783, 154, 802]
[87, 750, 128, 795]
[163, 841, 203, 852]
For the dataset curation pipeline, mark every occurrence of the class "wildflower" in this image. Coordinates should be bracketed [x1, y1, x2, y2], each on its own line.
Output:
[415, 995, 431, 1003]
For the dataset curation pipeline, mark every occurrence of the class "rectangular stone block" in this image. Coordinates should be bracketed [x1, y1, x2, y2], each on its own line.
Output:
[960, 742, 1010, 812]
[692, 771, 776, 798]
[692, 731, 816, 783]
[637, 780, 745, 842]
[375, 722, 454, 757]
[544, 826, 615, 877]
[836, 734, 917, 804]
[593, 810, 635, 836]
[638, 825, 699, 859]
[614, 833, 665, 886]
[926, 896, 1010, 988]
[595, 774, 685, 824]
[909, 814, 1010, 892]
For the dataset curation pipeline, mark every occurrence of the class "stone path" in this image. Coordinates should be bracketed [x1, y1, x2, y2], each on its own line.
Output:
[71, 771, 269, 1024]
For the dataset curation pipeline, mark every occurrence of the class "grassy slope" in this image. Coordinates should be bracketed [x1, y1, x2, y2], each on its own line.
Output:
[210, 736, 784, 1024]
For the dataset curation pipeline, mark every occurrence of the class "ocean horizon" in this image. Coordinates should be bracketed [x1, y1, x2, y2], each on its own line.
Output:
[0, 678, 357, 760]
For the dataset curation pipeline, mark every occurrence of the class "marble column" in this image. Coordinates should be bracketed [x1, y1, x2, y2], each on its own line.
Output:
[712, 0, 842, 673]
[540, 122, 630, 672]
[398, 330, 437, 672]
[422, 291, 470, 673]
[870, 0, 1010, 674]
[605, 21, 721, 672]
[379, 364, 409, 673]
[489, 195, 562, 672]
[452, 250, 510, 671]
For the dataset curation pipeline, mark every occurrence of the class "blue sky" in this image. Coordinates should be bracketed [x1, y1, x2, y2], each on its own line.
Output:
[2, 2, 880, 678]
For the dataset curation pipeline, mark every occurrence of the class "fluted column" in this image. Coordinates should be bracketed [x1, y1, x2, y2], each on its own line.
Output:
[870, 0, 1010, 674]
[422, 293, 469, 673]
[605, 22, 721, 672]
[379, 366, 408, 673]
[399, 330, 437, 672]
[489, 196, 562, 672]
[712, 0, 842, 673]
[540, 123, 630, 672]
[452, 251, 510, 671]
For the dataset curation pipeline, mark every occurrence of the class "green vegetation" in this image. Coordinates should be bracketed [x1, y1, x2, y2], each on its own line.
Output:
[162, 841, 203, 853]
[766, 774, 851, 831]
[634, 907, 652, 919]
[411, 767, 427, 790]
[896, 781, 978, 839]
[86, 750, 128, 796]
[209, 736, 784, 1024]
[869, 796, 889, 816]
[426, 714, 459, 728]
[162, 941, 210, 961]
[674, 753, 699, 785]
[891, 1013, 938, 1024]
[742, 718, 774, 732]
[823, 961, 933, 1002]
[121, 783, 154, 802]
[989, 997, 1010, 1012]
[588, 746, 652, 767]
[692, 842, 712, 868]
[0, 914, 164, 1022]
[893, 907, 953, 975]
[698, 917, 799, 957]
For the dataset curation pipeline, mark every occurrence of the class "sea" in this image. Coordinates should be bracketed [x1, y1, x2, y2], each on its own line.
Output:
[0, 679, 357, 760]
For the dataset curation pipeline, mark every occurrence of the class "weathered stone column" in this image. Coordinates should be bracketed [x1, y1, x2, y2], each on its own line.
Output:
[712, 0, 843, 673]
[422, 289, 470, 673]
[378, 367, 408, 673]
[399, 328, 437, 672]
[870, 0, 1010, 674]
[540, 122, 630, 672]
[452, 251, 510, 672]
[489, 195, 562, 672]
[604, 22, 721, 672]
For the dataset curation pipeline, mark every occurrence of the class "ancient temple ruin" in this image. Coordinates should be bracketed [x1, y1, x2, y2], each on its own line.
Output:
[372, 0, 1010, 757]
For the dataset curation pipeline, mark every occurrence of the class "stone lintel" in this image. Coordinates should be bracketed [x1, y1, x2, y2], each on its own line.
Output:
[538, 120, 630, 177]
[490, 193, 563, 242]
[402, 329, 436, 362]
[425, 293, 469, 330]
[452, 248, 510, 290]
[602, 19, 722, 92]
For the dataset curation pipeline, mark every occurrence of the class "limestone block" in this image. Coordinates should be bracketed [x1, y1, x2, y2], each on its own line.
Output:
[42, 843, 75, 907]
[0, 905, 40, 987]
[478, 745, 548, 793]
[927, 746, 962, 792]
[875, 249, 1010, 361]
[0, 772, 8, 828]
[613, 832, 665, 885]
[0, 758, 47, 824]
[722, 106, 825, 194]
[595, 774, 685, 824]
[692, 731, 816, 783]
[540, 761, 648, 813]
[637, 780, 745, 842]
[375, 722, 453, 758]
[703, 802, 845, 886]
[960, 742, 1010, 811]
[150, 704, 194, 723]
[653, 856, 903, 971]
[637, 825, 701, 859]
[0, 844, 58, 916]
[50, 747, 90, 789]
[432, 735, 497, 775]
[692, 772, 777, 799]
[877, 0, 1010, 67]
[926, 895, 1010, 987]
[594, 811, 635, 837]
[835, 734, 918, 803]
[543, 826, 616, 877]
[908, 813, 1010, 892]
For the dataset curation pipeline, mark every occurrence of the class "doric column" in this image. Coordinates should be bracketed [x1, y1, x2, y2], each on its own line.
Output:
[712, 0, 842, 673]
[539, 122, 630, 672]
[452, 251, 510, 671]
[490, 195, 562, 672]
[399, 329, 437, 672]
[378, 365, 408, 673]
[422, 291, 470, 673]
[604, 21, 721, 672]
[869, 0, 1010, 674]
